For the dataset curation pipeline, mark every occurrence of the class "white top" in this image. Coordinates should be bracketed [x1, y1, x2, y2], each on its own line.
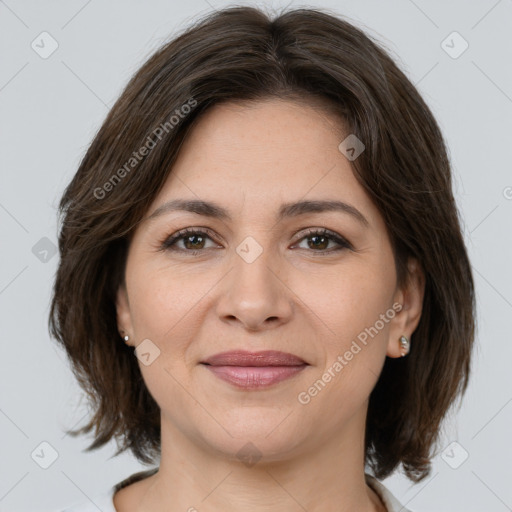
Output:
[57, 471, 411, 512]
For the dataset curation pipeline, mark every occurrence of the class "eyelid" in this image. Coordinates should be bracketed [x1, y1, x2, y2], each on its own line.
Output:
[159, 226, 353, 253]
[158, 226, 222, 251]
[291, 227, 353, 251]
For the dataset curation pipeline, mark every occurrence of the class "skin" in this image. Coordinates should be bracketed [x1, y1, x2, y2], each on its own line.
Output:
[115, 98, 425, 512]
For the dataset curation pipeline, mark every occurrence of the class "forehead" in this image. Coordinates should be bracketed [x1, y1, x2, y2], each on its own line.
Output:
[145, 98, 378, 224]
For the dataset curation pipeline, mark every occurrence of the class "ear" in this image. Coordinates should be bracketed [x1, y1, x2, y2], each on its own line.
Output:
[386, 257, 425, 358]
[116, 281, 134, 346]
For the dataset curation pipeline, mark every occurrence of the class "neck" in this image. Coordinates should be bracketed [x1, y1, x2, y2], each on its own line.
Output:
[135, 407, 386, 512]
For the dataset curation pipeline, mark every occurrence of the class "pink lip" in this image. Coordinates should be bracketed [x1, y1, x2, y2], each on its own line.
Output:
[201, 350, 308, 389]
[202, 350, 306, 366]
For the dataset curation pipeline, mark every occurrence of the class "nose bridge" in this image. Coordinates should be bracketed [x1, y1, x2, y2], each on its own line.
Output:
[216, 232, 292, 330]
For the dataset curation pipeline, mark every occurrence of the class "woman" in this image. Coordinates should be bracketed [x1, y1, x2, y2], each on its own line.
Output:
[50, 5, 475, 512]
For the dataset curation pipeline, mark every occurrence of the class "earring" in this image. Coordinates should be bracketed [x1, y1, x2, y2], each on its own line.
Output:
[399, 335, 409, 357]
[123, 335, 130, 342]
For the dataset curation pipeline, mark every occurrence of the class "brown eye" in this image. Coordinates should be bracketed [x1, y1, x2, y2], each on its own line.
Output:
[161, 228, 220, 253]
[292, 228, 352, 254]
[307, 234, 329, 250]
[181, 233, 206, 250]
[159, 227, 352, 256]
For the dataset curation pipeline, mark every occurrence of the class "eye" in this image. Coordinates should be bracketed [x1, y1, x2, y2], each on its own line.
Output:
[159, 227, 221, 254]
[159, 227, 352, 256]
[291, 228, 352, 254]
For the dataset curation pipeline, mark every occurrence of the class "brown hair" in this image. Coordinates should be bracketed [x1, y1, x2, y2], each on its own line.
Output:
[48, 5, 476, 482]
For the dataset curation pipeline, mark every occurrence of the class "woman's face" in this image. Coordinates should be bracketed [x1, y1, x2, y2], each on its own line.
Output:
[116, 98, 423, 461]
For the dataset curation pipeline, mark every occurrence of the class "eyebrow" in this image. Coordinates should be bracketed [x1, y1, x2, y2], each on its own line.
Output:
[146, 198, 369, 227]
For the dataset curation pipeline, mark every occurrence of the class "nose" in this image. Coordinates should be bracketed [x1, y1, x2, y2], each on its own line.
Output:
[215, 240, 293, 332]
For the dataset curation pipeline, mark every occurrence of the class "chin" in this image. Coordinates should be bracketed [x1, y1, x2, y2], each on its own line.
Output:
[195, 413, 307, 464]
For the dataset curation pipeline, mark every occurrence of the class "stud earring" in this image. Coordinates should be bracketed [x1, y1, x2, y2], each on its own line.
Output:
[123, 335, 129, 342]
[399, 335, 409, 357]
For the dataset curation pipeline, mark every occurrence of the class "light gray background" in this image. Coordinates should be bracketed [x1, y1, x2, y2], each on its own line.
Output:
[1, 1, 511, 511]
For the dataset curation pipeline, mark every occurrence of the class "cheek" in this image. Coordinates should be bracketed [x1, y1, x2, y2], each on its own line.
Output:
[126, 266, 200, 418]
[293, 257, 395, 409]
[295, 259, 395, 344]
[126, 255, 206, 339]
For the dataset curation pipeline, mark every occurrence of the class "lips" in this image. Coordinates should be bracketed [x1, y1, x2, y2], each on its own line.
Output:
[201, 350, 307, 367]
[200, 350, 308, 389]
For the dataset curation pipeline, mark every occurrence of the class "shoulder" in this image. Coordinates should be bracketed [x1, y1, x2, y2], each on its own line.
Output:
[113, 467, 159, 494]
[365, 473, 413, 512]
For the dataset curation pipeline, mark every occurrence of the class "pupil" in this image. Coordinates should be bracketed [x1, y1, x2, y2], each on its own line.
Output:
[309, 235, 327, 250]
[186, 235, 203, 249]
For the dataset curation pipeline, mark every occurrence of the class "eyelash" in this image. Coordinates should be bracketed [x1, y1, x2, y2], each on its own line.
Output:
[158, 227, 353, 256]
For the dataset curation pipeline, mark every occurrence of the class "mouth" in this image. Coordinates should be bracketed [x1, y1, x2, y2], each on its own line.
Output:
[200, 350, 309, 389]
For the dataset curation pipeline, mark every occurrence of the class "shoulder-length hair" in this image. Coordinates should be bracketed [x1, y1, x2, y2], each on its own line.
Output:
[49, 5, 475, 482]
